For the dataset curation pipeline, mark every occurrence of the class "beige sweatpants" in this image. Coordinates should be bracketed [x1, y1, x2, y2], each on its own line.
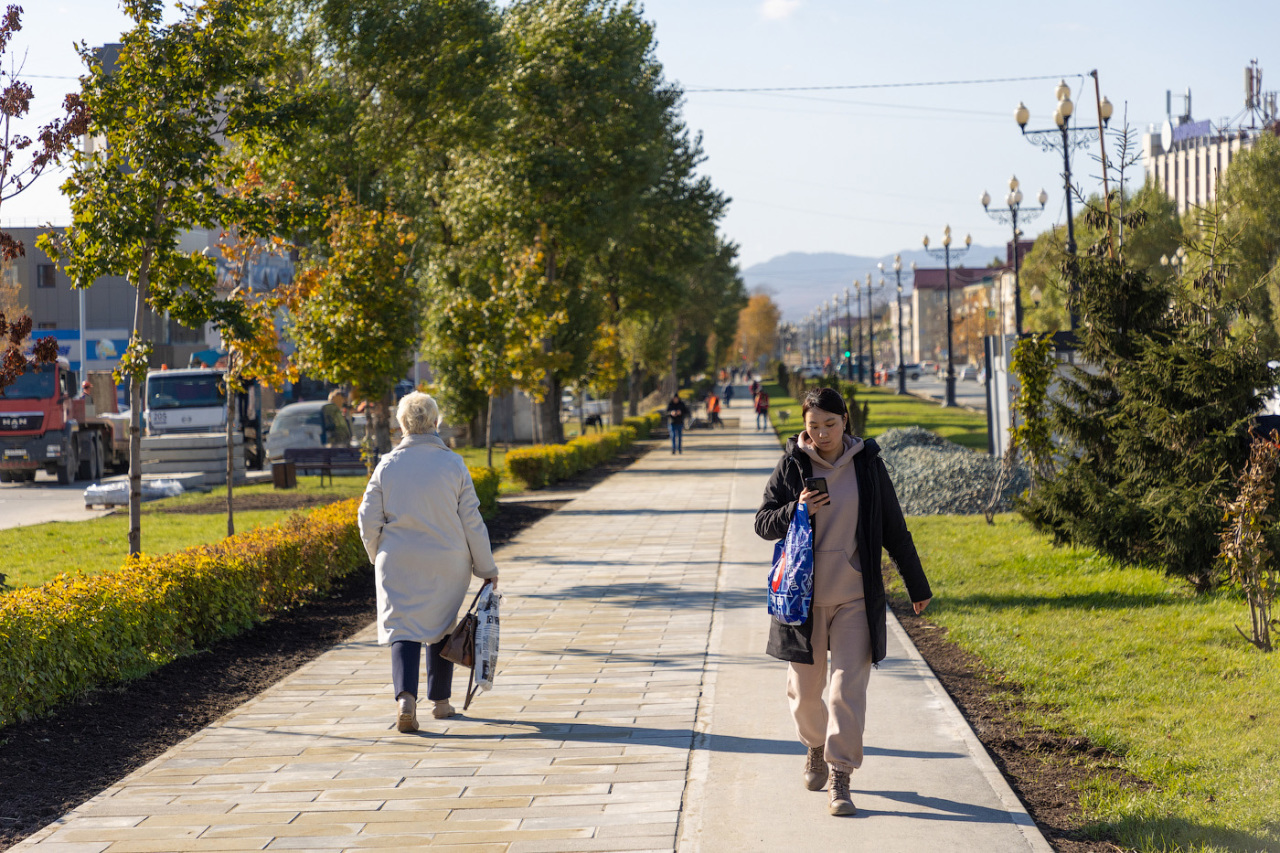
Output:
[786, 597, 872, 773]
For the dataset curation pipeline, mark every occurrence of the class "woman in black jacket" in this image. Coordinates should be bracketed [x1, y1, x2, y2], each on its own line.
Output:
[755, 386, 932, 816]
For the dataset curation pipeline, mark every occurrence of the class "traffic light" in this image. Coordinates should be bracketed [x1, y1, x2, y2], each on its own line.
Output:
[843, 350, 851, 358]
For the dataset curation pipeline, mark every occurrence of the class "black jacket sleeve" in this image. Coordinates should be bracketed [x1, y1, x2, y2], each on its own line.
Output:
[755, 453, 802, 540]
[876, 457, 932, 603]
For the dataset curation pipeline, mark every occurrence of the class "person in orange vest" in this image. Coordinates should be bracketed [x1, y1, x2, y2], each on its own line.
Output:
[706, 392, 723, 428]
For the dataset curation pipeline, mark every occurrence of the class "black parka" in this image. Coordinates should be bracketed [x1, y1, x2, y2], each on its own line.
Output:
[755, 435, 931, 665]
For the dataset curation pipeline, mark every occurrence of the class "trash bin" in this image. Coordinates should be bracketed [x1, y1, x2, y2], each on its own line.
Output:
[272, 460, 297, 490]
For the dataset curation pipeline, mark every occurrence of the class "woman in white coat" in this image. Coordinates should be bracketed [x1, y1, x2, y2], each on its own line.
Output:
[358, 392, 498, 733]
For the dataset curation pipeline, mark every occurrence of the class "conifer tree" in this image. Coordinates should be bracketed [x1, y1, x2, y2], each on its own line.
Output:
[1020, 206, 1275, 591]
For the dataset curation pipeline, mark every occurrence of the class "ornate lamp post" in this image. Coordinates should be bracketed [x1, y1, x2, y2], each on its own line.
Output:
[982, 176, 1047, 336]
[853, 276, 865, 383]
[831, 294, 840, 375]
[1160, 245, 1187, 278]
[923, 225, 972, 407]
[843, 287, 853, 380]
[1016, 78, 1112, 331]
[879, 255, 914, 395]
[863, 273, 877, 385]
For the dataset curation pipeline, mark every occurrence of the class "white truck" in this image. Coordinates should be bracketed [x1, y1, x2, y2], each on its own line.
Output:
[143, 368, 264, 469]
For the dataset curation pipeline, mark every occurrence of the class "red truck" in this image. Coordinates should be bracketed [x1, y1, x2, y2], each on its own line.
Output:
[0, 358, 127, 484]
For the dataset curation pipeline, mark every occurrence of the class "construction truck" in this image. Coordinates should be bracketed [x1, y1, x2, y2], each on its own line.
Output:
[0, 359, 127, 484]
[143, 367, 264, 470]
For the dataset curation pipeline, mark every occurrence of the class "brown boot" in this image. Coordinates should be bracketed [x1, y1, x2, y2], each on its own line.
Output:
[803, 745, 828, 791]
[828, 768, 856, 816]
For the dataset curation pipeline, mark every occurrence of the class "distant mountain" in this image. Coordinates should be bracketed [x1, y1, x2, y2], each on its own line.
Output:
[742, 247, 1007, 320]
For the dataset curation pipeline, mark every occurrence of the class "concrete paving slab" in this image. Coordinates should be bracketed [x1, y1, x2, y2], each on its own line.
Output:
[12, 392, 1050, 852]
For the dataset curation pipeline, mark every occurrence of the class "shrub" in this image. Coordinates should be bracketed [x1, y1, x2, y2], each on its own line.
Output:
[622, 410, 662, 437]
[0, 500, 366, 729]
[468, 466, 500, 519]
[506, 423, 641, 489]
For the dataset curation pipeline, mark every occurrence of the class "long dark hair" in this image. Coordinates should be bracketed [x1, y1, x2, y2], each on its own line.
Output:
[801, 387, 853, 436]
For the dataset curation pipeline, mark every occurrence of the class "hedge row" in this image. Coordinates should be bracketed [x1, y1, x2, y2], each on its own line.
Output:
[506, 412, 661, 489]
[469, 465, 500, 519]
[0, 500, 366, 729]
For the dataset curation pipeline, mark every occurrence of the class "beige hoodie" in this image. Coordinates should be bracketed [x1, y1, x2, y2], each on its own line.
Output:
[798, 431, 865, 606]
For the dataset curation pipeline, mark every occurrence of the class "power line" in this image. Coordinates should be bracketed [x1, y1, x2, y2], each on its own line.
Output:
[686, 73, 1075, 94]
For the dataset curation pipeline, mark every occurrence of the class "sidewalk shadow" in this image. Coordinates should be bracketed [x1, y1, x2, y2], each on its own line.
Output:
[850, 789, 1026, 825]
[516, 580, 759, 611]
[613, 467, 778, 477]
[555, 507, 758, 516]
[440, 716, 797, 757]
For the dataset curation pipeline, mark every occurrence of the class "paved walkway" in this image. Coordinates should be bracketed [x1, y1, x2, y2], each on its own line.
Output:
[13, 403, 1050, 852]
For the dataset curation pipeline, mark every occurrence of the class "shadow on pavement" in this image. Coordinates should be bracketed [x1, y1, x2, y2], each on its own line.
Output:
[850, 789, 1027, 825]
[515, 581, 760, 610]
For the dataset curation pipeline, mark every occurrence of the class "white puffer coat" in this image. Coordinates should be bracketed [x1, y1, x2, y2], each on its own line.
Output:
[358, 432, 499, 645]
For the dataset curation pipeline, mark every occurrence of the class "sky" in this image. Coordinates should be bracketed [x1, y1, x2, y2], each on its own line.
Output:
[8, 1, 1280, 273]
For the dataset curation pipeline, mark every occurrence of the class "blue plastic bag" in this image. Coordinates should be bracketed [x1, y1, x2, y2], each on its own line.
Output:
[767, 501, 814, 625]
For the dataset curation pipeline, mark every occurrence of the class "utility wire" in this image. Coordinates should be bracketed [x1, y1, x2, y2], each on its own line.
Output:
[686, 73, 1075, 94]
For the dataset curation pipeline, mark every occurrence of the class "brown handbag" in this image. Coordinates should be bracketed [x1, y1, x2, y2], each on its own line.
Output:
[440, 588, 483, 668]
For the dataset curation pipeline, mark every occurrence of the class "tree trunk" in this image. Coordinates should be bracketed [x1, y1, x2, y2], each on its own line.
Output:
[485, 394, 494, 468]
[541, 375, 563, 444]
[375, 390, 394, 455]
[611, 380, 625, 426]
[628, 362, 641, 416]
[667, 318, 683, 399]
[127, 247, 152, 558]
[226, 377, 236, 538]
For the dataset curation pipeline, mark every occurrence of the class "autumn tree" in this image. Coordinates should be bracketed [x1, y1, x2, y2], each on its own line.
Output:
[0, 4, 86, 390]
[736, 293, 781, 367]
[289, 197, 419, 460]
[41, 0, 276, 556]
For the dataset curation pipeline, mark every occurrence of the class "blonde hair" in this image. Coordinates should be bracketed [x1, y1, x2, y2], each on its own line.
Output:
[397, 391, 440, 435]
[327, 389, 347, 407]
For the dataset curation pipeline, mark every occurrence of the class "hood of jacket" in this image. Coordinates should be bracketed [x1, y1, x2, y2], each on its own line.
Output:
[785, 433, 879, 463]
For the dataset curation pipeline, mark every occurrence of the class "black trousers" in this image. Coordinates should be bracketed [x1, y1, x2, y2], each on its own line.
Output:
[391, 638, 453, 701]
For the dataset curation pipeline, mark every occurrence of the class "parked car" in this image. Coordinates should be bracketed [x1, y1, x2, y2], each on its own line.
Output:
[797, 363, 826, 379]
[265, 401, 331, 463]
[885, 363, 922, 381]
[958, 365, 979, 381]
[920, 360, 938, 375]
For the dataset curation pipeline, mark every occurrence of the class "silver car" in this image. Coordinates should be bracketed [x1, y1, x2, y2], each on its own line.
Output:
[265, 401, 333, 462]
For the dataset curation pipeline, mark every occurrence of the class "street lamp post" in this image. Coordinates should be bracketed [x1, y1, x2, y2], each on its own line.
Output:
[843, 287, 853, 380]
[863, 273, 878, 385]
[1015, 78, 1112, 331]
[831, 294, 840, 375]
[853, 277, 864, 383]
[924, 225, 972, 408]
[879, 255, 913, 395]
[981, 176, 1047, 336]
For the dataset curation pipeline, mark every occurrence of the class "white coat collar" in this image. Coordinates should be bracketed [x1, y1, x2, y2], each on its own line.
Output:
[401, 432, 448, 450]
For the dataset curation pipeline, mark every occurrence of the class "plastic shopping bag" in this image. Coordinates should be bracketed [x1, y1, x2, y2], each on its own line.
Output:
[767, 501, 813, 626]
[466, 586, 501, 708]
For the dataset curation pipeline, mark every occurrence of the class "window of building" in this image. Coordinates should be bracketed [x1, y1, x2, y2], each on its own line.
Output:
[36, 322, 56, 330]
[36, 264, 57, 289]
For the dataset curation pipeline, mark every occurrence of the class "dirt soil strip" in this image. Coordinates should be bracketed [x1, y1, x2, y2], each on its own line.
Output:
[3, 437, 1133, 852]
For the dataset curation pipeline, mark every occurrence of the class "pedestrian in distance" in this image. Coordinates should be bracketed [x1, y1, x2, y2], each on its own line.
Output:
[706, 391, 723, 428]
[666, 393, 689, 454]
[322, 389, 352, 447]
[754, 386, 932, 816]
[750, 378, 760, 400]
[357, 391, 499, 734]
[754, 388, 770, 431]
[723, 382, 734, 408]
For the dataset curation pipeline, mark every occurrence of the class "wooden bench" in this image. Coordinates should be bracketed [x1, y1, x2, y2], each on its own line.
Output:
[283, 447, 366, 486]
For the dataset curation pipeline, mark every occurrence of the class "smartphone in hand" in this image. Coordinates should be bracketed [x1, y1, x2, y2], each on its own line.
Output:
[804, 477, 828, 496]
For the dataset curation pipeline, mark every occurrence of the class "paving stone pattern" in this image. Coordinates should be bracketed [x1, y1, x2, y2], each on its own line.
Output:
[13, 429, 734, 853]
[12, 411, 1051, 853]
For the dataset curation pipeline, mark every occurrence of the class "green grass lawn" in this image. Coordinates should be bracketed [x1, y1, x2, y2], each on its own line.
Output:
[1, 476, 365, 589]
[897, 514, 1280, 853]
[765, 382, 988, 450]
